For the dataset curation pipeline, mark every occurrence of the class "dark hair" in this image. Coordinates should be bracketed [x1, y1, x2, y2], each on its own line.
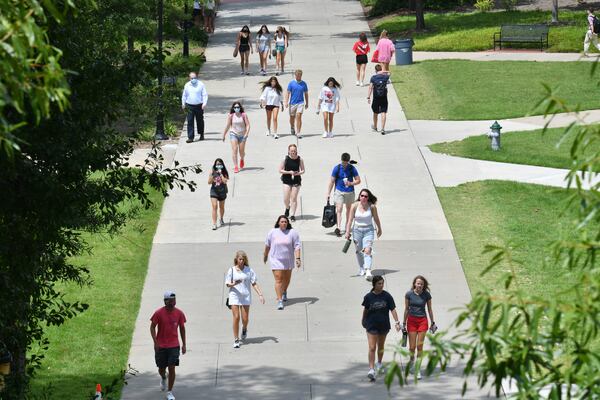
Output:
[411, 275, 430, 292]
[324, 77, 341, 89]
[371, 275, 384, 289]
[589, 8, 595, 13]
[212, 158, 229, 179]
[229, 101, 244, 114]
[341, 152, 351, 162]
[257, 24, 270, 36]
[359, 32, 368, 43]
[358, 188, 377, 205]
[241, 25, 250, 33]
[260, 76, 283, 94]
[375, 64, 382, 72]
[274, 215, 292, 229]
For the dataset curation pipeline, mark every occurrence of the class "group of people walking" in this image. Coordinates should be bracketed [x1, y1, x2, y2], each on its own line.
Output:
[150, 21, 435, 400]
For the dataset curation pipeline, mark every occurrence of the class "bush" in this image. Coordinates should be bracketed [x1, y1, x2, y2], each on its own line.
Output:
[474, 0, 494, 12]
[501, 0, 517, 11]
[369, 0, 406, 17]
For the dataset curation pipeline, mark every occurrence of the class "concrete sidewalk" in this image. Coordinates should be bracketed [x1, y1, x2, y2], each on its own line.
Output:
[414, 51, 597, 62]
[122, 1, 489, 399]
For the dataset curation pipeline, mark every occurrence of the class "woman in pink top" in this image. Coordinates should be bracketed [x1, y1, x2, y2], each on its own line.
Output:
[375, 30, 395, 72]
[263, 215, 302, 310]
[222, 101, 250, 173]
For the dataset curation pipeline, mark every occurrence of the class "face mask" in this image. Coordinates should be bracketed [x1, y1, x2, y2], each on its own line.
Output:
[216, 165, 223, 169]
[191, 78, 198, 85]
[234, 107, 241, 112]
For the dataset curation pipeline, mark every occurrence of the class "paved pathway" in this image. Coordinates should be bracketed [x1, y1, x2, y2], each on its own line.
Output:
[121, 1, 490, 399]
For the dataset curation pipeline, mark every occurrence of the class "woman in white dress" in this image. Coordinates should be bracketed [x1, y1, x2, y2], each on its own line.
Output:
[317, 77, 341, 138]
[225, 251, 265, 348]
[259, 76, 285, 138]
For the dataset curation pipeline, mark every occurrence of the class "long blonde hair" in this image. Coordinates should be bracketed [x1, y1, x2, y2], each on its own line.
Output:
[379, 30, 388, 39]
[233, 250, 249, 267]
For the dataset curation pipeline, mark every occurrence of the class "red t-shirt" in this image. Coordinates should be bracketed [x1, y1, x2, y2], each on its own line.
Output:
[150, 307, 186, 348]
[353, 41, 370, 55]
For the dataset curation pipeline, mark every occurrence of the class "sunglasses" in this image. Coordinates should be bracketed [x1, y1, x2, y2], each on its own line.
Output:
[360, 194, 368, 198]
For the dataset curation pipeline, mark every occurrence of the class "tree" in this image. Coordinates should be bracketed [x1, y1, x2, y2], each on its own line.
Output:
[385, 85, 600, 397]
[0, 1, 200, 397]
[415, 0, 426, 31]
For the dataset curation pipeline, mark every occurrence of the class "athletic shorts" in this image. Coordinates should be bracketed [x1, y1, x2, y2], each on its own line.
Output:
[210, 193, 227, 201]
[276, 45, 286, 53]
[356, 54, 368, 65]
[407, 315, 428, 333]
[334, 189, 354, 205]
[204, 9, 215, 17]
[371, 97, 388, 114]
[155, 346, 180, 368]
[265, 105, 279, 111]
[366, 327, 390, 335]
[289, 103, 304, 116]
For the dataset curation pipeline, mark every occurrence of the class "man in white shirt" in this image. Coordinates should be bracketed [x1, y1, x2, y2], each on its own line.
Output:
[181, 72, 208, 143]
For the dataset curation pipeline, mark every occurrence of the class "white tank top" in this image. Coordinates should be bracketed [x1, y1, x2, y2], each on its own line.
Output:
[354, 204, 373, 227]
[276, 33, 285, 46]
[230, 113, 246, 135]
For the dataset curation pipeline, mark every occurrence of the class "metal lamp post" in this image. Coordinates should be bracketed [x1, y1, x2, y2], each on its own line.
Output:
[183, 1, 189, 57]
[155, 0, 168, 141]
[487, 121, 502, 151]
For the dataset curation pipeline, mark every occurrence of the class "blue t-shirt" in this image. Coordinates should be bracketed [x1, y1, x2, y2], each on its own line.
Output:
[287, 80, 308, 105]
[331, 164, 359, 193]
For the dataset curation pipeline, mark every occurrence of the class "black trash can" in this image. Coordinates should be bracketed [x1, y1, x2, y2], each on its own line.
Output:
[394, 39, 414, 66]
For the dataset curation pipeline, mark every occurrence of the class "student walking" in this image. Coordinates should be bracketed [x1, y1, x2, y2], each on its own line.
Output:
[326, 152, 361, 237]
[264, 215, 302, 310]
[345, 189, 382, 280]
[222, 101, 250, 173]
[317, 77, 341, 138]
[274, 26, 289, 75]
[225, 251, 265, 349]
[362, 276, 401, 382]
[353, 32, 370, 86]
[236, 26, 253, 75]
[150, 291, 187, 400]
[208, 158, 229, 230]
[203, 0, 216, 34]
[256, 25, 272, 76]
[374, 30, 395, 72]
[584, 8, 600, 56]
[367, 64, 389, 135]
[286, 70, 309, 138]
[402, 275, 435, 380]
[259, 76, 285, 138]
[192, 0, 202, 27]
[279, 144, 305, 221]
[181, 72, 208, 143]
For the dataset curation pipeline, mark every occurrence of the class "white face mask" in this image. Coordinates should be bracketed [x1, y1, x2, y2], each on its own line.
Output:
[190, 78, 198, 85]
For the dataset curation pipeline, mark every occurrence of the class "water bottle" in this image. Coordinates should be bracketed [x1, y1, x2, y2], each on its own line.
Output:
[401, 328, 408, 347]
[342, 239, 351, 253]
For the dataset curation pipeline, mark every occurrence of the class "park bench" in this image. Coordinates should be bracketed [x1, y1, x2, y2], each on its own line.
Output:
[493, 24, 549, 51]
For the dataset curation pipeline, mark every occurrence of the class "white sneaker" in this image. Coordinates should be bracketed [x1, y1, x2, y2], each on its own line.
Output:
[361, 81, 365, 87]
[376, 362, 386, 375]
[160, 376, 167, 391]
[166, 391, 175, 400]
[365, 269, 373, 281]
[266, 130, 271, 136]
[277, 300, 284, 310]
[297, 133, 303, 139]
[212, 224, 217, 231]
[367, 368, 376, 381]
[358, 268, 365, 276]
[219, 218, 225, 227]
[233, 339, 241, 348]
[355, 80, 360, 86]
[241, 328, 247, 340]
[273, 133, 279, 139]
[416, 370, 422, 380]
[322, 131, 328, 138]
[328, 132, 334, 138]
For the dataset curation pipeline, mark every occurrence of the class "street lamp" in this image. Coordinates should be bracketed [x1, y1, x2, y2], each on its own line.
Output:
[183, 2, 190, 57]
[155, 0, 168, 141]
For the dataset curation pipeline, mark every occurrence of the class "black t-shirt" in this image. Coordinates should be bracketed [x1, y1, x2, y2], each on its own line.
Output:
[362, 290, 396, 331]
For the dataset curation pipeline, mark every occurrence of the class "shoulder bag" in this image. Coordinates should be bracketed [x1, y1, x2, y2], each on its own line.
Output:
[225, 267, 233, 309]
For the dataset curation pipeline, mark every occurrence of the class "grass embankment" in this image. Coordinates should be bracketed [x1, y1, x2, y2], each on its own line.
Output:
[391, 60, 600, 120]
[30, 188, 165, 399]
[376, 10, 587, 52]
[429, 126, 600, 169]
[437, 181, 584, 298]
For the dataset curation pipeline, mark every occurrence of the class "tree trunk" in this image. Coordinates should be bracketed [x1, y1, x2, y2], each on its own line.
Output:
[415, 0, 425, 31]
[551, 0, 559, 23]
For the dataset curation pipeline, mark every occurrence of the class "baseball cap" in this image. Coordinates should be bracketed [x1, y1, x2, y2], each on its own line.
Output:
[163, 291, 176, 300]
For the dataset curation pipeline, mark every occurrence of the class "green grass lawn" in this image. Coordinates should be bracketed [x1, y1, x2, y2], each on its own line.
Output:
[30, 188, 164, 399]
[391, 60, 600, 120]
[376, 10, 587, 52]
[437, 180, 582, 298]
[429, 126, 600, 169]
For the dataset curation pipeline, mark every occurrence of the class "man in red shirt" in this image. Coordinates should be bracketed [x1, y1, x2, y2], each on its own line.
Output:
[150, 291, 187, 400]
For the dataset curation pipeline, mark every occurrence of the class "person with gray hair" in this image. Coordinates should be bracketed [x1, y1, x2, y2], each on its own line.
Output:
[181, 72, 208, 143]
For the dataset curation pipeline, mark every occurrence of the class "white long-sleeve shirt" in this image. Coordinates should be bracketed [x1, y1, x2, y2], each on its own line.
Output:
[182, 80, 208, 107]
[260, 87, 283, 106]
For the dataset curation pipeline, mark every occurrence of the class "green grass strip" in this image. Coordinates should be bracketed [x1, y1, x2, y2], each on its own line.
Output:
[30, 188, 165, 399]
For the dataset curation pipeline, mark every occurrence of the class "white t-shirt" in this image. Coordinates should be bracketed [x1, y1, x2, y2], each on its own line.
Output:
[193, 1, 201, 9]
[260, 87, 283, 106]
[225, 266, 257, 305]
[319, 86, 340, 113]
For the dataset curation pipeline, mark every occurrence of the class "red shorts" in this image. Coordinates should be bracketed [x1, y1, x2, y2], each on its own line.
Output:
[407, 315, 428, 332]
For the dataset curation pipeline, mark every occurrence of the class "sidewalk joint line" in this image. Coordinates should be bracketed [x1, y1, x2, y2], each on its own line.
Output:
[356, 144, 362, 160]
[350, 119, 355, 133]
[214, 343, 220, 386]
[305, 302, 309, 342]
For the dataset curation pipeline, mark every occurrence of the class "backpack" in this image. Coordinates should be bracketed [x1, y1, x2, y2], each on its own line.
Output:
[322, 200, 337, 228]
[593, 15, 600, 34]
[373, 76, 387, 98]
[334, 163, 354, 182]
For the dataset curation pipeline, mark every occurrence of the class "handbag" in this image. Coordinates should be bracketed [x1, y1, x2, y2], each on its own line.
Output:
[322, 200, 337, 228]
[225, 267, 233, 309]
[271, 49, 277, 58]
[233, 46, 239, 58]
[371, 49, 379, 63]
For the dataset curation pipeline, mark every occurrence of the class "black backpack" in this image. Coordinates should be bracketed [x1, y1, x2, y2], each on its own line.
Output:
[593, 15, 600, 34]
[373, 77, 387, 98]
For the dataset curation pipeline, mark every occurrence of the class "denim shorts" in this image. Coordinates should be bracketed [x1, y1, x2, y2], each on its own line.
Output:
[229, 132, 247, 142]
[155, 346, 180, 368]
[276, 45, 285, 53]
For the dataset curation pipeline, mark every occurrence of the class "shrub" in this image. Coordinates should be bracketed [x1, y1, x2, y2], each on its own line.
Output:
[501, 0, 518, 11]
[369, 0, 407, 17]
[474, 0, 494, 12]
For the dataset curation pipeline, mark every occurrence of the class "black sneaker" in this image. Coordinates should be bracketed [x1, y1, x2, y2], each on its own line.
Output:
[334, 228, 341, 237]
[186, 139, 193, 143]
[241, 328, 247, 340]
[380, 129, 386, 135]
[290, 215, 296, 222]
[284, 208, 290, 217]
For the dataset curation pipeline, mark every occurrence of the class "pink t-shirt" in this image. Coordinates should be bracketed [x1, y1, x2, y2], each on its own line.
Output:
[150, 307, 186, 348]
[265, 228, 301, 270]
[375, 38, 395, 63]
